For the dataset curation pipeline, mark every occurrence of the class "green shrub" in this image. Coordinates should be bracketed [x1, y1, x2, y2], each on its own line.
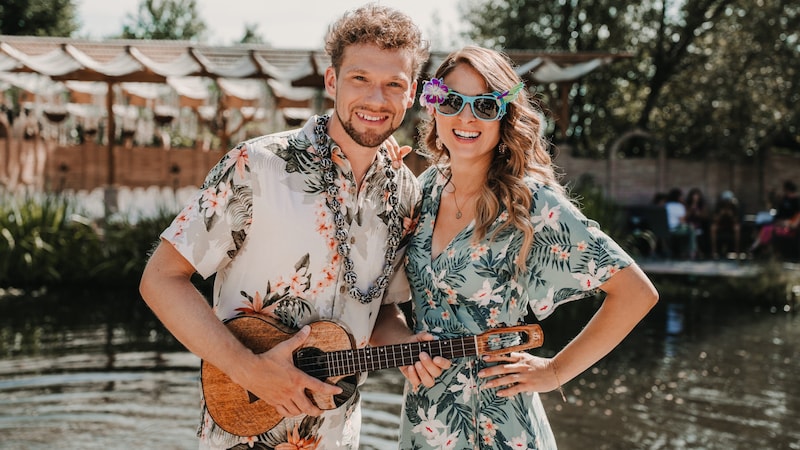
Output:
[0, 190, 178, 289]
[568, 174, 626, 243]
[0, 191, 104, 286]
[95, 208, 177, 285]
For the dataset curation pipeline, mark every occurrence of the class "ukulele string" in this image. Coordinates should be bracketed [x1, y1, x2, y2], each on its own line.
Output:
[295, 331, 531, 379]
[294, 329, 533, 377]
[293, 337, 477, 377]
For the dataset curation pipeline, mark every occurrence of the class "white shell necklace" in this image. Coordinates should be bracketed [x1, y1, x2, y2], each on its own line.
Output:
[313, 115, 402, 304]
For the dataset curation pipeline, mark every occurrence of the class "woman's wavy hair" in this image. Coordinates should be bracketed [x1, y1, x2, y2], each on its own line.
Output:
[418, 46, 564, 272]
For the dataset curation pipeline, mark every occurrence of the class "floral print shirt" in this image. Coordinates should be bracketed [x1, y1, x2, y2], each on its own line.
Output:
[399, 166, 633, 450]
[161, 116, 421, 449]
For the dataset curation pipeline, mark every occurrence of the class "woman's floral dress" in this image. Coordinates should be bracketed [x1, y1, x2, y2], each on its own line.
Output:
[161, 116, 420, 450]
[399, 167, 634, 450]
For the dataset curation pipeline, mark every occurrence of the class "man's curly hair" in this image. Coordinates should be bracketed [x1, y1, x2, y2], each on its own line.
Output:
[325, 3, 429, 79]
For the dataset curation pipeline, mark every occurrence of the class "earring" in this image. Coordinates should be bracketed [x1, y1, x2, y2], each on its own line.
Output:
[498, 142, 508, 155]
[435, 137, 443, 150]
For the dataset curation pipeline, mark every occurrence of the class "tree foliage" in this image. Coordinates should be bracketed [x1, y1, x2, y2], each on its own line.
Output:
[121, 0, 206, 41]
[662, 0, 800, 161]
[0, 0, 78, 36]
[462, 0, 800, 161]
[239, 23, 266, 45]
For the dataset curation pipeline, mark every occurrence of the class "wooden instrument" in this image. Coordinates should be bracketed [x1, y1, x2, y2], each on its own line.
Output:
[201, 314, 543, 436]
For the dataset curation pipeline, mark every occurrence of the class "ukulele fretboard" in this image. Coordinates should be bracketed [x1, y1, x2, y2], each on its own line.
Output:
[328, 336, 477, 375]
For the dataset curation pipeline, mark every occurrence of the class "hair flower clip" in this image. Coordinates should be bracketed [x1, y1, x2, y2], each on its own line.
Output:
[420, 78, 448, 110]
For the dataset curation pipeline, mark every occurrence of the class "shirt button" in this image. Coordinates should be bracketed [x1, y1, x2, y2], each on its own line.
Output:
[340, 285, 346, 294]
[350, 236, 356, 244]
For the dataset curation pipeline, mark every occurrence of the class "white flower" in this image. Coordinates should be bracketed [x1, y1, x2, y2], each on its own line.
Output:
[571, 259, 609, 290]
[531, 287, 556, 316]
[506, 431, 532, 449]
[430, 429, 461, 450]
[426, 266, 450, 290]
[201, 186, 228, 218]
[532, 202, 561, 232]
[447, 371, 476, 403]
[411, 405, 446, 440]
[469, 279, 504, 306]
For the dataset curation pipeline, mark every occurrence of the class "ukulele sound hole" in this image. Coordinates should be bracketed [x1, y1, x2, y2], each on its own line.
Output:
[294, 348, 358, 407]
[334, 375, 357, 407]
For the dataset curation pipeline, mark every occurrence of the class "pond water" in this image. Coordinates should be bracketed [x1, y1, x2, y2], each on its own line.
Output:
[0, 287, 798, 450]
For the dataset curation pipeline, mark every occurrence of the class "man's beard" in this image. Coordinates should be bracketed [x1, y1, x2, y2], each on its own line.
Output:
[337, 110, 395, 148]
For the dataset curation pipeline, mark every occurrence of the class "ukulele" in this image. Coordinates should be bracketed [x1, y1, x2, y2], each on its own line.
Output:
[201, 314, 543, 437]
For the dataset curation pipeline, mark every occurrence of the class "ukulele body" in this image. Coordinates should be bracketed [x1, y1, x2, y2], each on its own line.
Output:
[201, 316, 358, 437]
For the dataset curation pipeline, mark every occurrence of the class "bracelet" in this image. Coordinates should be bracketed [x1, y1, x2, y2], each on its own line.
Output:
[551, 359, 567, 402]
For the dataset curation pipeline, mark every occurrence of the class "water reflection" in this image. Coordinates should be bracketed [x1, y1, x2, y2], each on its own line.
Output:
[0, 288, 798, 449]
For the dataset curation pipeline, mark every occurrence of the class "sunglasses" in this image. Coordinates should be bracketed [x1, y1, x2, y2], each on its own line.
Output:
[434, 91, 507, 122]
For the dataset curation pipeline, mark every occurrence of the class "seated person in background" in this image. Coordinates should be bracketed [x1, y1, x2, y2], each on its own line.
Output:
[710, 190, 741, 259]
[665, 188, 697, 259]
[652, 191, 667, 207]
[749, 180, 800, 255]
[686, 187, 710, 258]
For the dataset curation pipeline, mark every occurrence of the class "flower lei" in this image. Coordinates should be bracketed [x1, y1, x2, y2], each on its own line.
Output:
[419, 77, 525, 113]
[313, 115, 402, 304]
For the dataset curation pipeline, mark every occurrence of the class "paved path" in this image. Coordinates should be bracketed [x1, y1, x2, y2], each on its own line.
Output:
[637, 259, 800, 278]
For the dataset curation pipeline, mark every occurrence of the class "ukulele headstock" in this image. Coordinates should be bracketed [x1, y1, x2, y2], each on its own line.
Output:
[475, 324, 543, 356]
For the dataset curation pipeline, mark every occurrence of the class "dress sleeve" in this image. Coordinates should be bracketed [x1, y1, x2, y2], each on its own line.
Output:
[526, 184, 634, 320]
[160, 143, 254, 279]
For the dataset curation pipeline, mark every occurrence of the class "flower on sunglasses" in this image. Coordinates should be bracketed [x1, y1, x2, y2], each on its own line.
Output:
[420, 78, 449, 112]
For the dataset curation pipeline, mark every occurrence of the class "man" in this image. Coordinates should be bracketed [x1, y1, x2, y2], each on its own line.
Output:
[140, 4, 447, 449]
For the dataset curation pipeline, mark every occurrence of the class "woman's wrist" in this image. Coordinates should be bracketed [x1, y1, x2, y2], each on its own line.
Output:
[550, 358, 567, 402]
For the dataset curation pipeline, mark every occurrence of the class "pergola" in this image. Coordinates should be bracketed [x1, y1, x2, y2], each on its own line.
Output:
[0, 35, 631, 199]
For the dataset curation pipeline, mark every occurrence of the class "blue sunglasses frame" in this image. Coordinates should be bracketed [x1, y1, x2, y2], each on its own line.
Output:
[434, 91, 507, 122]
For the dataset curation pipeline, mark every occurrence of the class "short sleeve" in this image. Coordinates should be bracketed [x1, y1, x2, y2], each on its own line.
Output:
[160, 144, 253, 279]
[526, 184, 633, 320]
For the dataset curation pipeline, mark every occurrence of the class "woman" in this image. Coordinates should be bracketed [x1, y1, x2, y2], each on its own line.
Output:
[664, 187, 697, 259]
[749, 180, 800, 255]
[398, 46, 658, 449]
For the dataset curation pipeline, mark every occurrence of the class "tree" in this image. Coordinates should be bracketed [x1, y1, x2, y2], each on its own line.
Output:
[467, 1, 799, 160]
[639, 0, 799, 161]
[120, 0, 206, 41]
[463, 0, 656, 156]
[239, 23, 266, 45]
[0, 0, 78, 36]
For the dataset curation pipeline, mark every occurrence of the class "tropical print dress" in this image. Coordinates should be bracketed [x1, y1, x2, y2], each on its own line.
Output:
[399, 166, 634, 450]
[161, 116, 421, 450]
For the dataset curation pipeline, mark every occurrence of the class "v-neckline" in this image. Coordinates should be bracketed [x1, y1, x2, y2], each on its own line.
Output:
[430, 186, 475, 262]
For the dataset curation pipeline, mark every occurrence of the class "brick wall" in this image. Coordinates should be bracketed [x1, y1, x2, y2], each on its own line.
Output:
[40, 142, 225, 192]
[16, 139, 800, 215]
[554, 149, 800, 213]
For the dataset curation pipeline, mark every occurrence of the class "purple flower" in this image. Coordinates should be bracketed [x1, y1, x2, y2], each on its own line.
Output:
[420, 78, 449, 108]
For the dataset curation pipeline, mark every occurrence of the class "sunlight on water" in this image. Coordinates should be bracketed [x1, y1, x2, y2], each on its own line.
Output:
[1, 291, 799, 449]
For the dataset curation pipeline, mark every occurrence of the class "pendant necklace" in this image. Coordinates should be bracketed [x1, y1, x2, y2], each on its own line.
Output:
[313, 115, 402, 304]
[447, 176, 480, 220]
